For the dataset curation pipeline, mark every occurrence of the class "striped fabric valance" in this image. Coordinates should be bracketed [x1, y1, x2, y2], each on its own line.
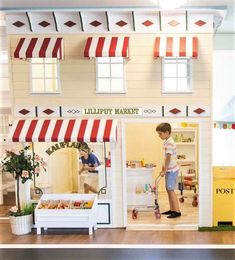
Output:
[84, 36, 129, 58]
[14, 38, 64, 59]
[154, 37, 198, 58]
[9, 118, 118, 143]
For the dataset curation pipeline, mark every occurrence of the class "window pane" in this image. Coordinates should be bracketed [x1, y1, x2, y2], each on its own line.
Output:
[45, 79, 58, 92]
[45, 58, 57, 64]
[178, 78, 189, 91]
[0, 51, 8, 63]
[98, 64, 110, 77]
[31, 58, 43, 64]
[32, 79, 44, 92]
[98, 57, 110, 63]
[111, 79, 124, 92]
[164, 78, 177, 92]
[111, 64, 123, 78]
[0, 64, 8, 77]
[164, 58, 176, 63]
[45, 64, 57, 78]
[32, 64, 44, 78]
[110, 57, 123, 63]
[164, 63, 176, 77]
[177, 58, 188, 63]
[97, 78, 110, 92]
[0, 78, 9, 91]
[178, 63, 187, 77]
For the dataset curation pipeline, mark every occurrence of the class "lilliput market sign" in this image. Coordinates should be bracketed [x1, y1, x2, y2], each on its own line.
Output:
[82, 107, 142, 116]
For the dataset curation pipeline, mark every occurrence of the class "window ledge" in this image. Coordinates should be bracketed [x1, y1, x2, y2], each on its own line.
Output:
[161, 91, 193, 95]
[30, 92, 61, 95]
[96, 92, 127, 96]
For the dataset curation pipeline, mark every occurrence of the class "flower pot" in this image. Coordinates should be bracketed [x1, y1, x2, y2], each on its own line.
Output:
[9, 214, 33, 235]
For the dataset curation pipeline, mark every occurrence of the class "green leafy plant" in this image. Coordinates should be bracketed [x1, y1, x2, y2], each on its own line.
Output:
[9, 203, 34, 217]
[1, 146, 46, 214]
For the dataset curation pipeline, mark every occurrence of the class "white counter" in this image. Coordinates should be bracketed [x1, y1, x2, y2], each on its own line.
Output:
[126, 167, 155, 173]
[126, 167, 156, 208]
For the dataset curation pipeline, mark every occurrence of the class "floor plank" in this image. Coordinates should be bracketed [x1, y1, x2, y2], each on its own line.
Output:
[0, 224, 234, 245]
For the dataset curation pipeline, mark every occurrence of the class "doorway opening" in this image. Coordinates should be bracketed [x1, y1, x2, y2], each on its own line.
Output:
[124, 121, 199, 229]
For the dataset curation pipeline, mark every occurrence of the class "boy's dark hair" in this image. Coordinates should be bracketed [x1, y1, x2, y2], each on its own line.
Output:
[156, 123, 171, 134]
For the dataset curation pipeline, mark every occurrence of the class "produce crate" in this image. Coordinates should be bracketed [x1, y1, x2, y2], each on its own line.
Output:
[34, 193, 97, 235]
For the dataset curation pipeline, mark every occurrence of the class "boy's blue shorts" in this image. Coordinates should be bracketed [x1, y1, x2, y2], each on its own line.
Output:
[165, 170, 179, 191]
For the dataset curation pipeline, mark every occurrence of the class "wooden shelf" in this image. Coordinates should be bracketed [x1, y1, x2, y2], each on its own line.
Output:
[175, 142, 195, 145]
[177, 160, 195, 164]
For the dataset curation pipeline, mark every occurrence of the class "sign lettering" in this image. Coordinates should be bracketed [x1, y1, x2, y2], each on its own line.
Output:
[46, 142, 80, 156]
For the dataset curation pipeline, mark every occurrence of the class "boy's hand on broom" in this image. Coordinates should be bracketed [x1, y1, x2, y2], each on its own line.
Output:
[160, 171, 165, 177]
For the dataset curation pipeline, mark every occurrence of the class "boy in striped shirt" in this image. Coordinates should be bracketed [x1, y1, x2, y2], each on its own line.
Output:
[156, 123, 181, 218]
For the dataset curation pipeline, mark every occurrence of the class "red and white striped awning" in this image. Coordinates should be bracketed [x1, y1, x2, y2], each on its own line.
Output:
[14, 38, 64, 59]
[154, 37, 198, 58]
[9, 118, 118, 143]
[84, 36, 129, 58]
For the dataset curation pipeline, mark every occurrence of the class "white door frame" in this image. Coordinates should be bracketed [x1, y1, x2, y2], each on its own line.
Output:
[121, 117, 213, 228]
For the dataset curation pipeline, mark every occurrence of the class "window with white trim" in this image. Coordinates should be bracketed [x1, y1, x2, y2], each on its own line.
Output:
[0, 51, 9, 91]
[30, 58, 60, 94]
[96, 57, 125, 94]
[162, 57, 191, 93]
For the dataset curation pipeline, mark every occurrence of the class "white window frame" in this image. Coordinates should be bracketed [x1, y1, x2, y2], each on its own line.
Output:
[96, 57, 126, 94]
[162, 57, 192, 94]
[0, 50, 9, 92]
[30, 58, 61, 95]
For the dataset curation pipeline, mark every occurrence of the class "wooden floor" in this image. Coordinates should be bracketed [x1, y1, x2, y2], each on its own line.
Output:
[127, 191, 198, 229]
[0, 221, 234, 245]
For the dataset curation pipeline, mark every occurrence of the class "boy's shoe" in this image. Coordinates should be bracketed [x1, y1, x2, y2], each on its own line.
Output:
[167, 212, 181, 218]
[161, 210, 173, 215]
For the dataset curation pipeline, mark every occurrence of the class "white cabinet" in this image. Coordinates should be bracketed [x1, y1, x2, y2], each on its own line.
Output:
[126, 168, 155, 209]
[172, 127, 198, 178]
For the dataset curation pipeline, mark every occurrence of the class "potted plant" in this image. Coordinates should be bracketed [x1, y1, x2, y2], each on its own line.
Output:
[1, 146, 46, 235]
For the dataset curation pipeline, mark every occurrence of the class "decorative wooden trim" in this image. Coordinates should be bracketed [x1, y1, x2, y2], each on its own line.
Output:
[14, 105, 211, 118]
[37, 107, 60, 117]
[15, 107, 35, 117]
[97, 203, 111, 225]
[79, 11, 84, 32]
[188, 105, 210, 117]
[159, 11, 162, 31]
[186, 10, 188, 31]
[26, 12, 33, 32]
[52, 11, 58, 32]
[105, 11, 110, 31]
[164, 105, 187, 117]
[35, 106, 38, 117]
[132, 11, 136, 31]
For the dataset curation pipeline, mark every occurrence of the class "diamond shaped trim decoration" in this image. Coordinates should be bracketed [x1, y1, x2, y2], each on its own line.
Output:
[116, 20, 127, 27]
[38, 21, 50, 27]
[13, 21, 25, 28]
[194, 20, 206, 27]
[168, 20, 180, 27]
[142, 20, 154, 27]
[43, 109, 55, 115]
[194, 108, 205, 114]
[19, 109, 30, 115]
[90, 20, 102, 27]
[169, 108, 181, 114]
[64, 21, 76, 27]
